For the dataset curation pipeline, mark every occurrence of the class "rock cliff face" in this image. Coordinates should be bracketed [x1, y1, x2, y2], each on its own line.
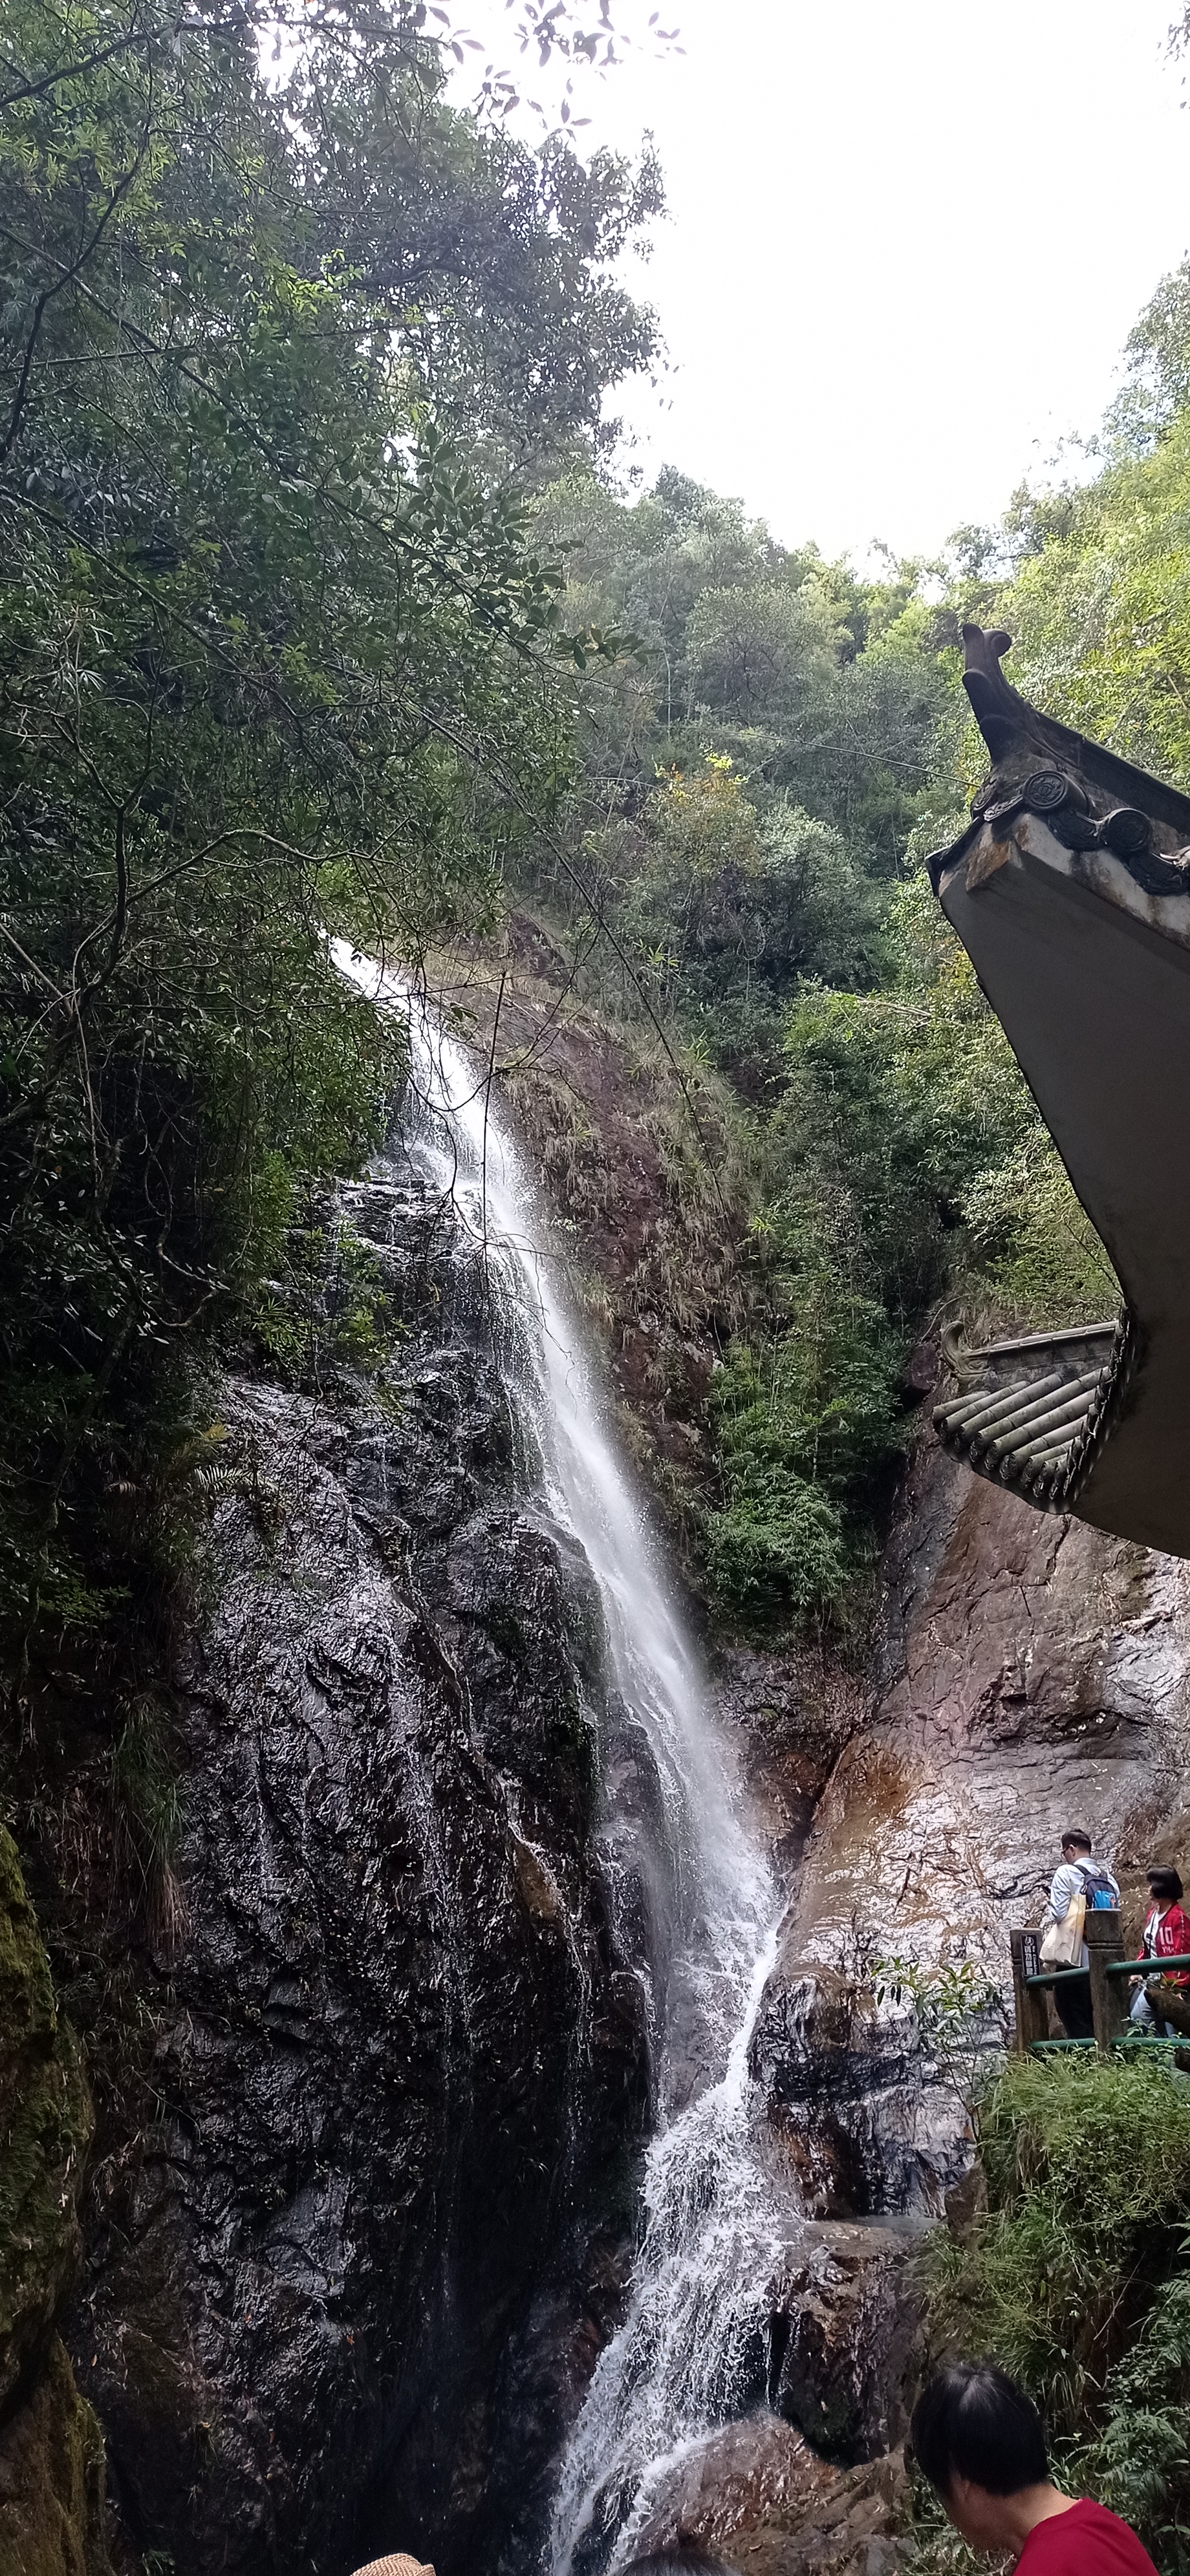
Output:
[752, 1434, 1190, 2220]
[12, 972, 1190, 2576]
[63, 1169, 657, 2576]
[671, 1435, 1190, 2576]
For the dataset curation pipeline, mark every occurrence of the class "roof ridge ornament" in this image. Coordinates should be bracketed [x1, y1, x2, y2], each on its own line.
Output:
[961, 623, 1029, 764]
[957, 621, 1190, 844]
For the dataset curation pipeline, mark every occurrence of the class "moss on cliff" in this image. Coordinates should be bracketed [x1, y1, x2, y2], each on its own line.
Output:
[0, 1825, 110, 2576]
[0, 1825, 92, 2401]
[0, 2335, 111, 2576]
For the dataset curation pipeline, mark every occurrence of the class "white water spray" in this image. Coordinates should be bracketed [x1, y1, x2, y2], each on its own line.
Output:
[332, 944, 789, 2573]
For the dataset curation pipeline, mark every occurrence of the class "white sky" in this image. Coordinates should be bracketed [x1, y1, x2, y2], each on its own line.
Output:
[470, 0, 1190, 563]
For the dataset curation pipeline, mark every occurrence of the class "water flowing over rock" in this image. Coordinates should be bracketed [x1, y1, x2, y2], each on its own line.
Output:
[63, 959, 787, 2576]
[70, 1362, 640, 2571]
[45, 958, 1190, 2576]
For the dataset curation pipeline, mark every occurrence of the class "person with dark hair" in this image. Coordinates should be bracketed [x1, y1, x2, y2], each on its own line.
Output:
[1130, 1865, 1190, 2034]
[909, 2362, 1158, 2575]
[1040, 1830, 1120, 2039]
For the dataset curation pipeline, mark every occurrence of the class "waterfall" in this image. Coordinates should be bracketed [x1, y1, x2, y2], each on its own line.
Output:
[332, 944, 788, 2573]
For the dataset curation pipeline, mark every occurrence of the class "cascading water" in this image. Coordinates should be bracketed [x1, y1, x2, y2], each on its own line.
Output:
[332, 942, 792, 2573]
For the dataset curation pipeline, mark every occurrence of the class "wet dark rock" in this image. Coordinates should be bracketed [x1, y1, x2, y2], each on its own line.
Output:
[630, 2410, 907, 2576]
[65, 1169, 655, 2576]
[750, 1961, 966, 2218]
[477, 2232, 636, 2576]
[766, 2220, 927, 2460]
[942, 2162, 988, 2240]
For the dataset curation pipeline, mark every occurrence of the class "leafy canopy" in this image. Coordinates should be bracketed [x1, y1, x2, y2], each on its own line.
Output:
[0, 0, 657, 1653]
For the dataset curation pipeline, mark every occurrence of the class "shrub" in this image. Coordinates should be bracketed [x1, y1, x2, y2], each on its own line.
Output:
[705, 1471, 849, 1626]
[922, 2055, 1190, 2575]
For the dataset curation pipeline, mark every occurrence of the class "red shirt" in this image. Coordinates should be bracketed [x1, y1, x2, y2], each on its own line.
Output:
[1137, 1901, 1190, 1987]
[1017, 2500, 1159, 2576]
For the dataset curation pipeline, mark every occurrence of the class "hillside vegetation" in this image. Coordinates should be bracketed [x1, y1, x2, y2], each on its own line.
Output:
[497, 441, 1151, 1628]
[8, 8, 1190, 2570]
[0, 0, 661, 1695]
[918, 2055, 1190, 2576]
[6, 1, 1190, 1689]
[8, 0, 1190, 1677]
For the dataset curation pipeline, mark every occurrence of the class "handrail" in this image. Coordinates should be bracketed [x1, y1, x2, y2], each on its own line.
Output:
[1012, 1918, 1190, 2061]
[1025, 1951, 1190, 1991]
[1032, 2032, 1187, 2055]
[1105, 1951, 1190, 1977]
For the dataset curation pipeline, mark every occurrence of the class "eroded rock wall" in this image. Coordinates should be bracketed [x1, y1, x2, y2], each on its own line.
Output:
[62, 1174, 656, 2576]
[14, 952, 1190, 2576]
[669, 1436, 1190, 2576]
[753, 1435, 1190, 2218]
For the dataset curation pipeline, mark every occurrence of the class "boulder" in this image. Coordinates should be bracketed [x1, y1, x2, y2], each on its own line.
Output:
[766, 2220, 927, 2460]
[630, 2410, 907, 2576]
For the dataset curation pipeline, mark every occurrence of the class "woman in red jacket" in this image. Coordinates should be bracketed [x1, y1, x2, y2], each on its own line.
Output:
[1130, 1865, 1190, 2033]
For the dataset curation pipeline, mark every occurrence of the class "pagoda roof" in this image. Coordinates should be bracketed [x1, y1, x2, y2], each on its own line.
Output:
[928, 627, 1190, 1556]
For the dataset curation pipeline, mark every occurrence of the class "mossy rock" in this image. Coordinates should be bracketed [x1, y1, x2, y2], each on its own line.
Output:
[0, 2335, 111, 2576]
[0, 1824, 93, 2410]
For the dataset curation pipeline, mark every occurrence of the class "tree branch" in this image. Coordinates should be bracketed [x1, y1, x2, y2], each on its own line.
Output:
[0, 138, 149, 466]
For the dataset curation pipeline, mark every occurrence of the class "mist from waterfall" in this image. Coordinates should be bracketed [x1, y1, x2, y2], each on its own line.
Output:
[332, 943, 788, 2573]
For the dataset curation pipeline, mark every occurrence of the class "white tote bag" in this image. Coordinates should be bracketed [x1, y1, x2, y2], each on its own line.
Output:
[1039, 1891, 1086, 1968]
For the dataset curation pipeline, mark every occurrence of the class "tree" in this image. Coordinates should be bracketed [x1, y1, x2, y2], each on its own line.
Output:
[0, 0, 653, 1653]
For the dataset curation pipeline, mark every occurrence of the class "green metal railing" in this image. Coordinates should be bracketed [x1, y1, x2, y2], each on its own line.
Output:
[1010, 1921, 1190, 2060]
[1023, 1949, 1190, 1990]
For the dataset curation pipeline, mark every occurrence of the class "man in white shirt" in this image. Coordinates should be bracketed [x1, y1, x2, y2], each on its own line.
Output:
[1040, 1829, 1121, 2039]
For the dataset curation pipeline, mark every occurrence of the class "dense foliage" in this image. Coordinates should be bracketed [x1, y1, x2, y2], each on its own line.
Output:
[13, 0, 1180, 1654]
[508, 456, 1127, 1627]
[503, 252, 1190, 1631]
[921, 2055, 1190, 2576]
[0, 0, 660, 1666]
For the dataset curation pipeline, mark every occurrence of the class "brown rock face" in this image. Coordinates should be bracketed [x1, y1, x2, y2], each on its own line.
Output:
[752, 1435, 1190, 2213]
[766, 2220, 926, 2460]
[712, 1646, 861, 1882]
[631, 2410, 907, 2576]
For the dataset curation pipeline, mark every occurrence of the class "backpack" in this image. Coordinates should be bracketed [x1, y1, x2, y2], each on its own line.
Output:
[1077, 1861, 1118, 1911]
